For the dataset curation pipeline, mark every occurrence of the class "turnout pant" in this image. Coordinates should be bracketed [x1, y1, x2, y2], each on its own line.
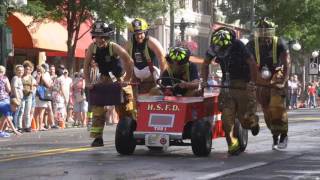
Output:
[90, 78, 135, 139]
[257, 86, 288, 136]
[218, 80, 259, 146]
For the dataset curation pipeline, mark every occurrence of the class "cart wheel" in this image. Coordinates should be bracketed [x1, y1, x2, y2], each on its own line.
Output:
[147, 147, 164, 152]
[234, 118, 248, 152]
[191, 120, 212, 156]
[115, 117, 136, 155]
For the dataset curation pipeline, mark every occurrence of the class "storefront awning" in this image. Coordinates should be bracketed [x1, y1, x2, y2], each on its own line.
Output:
[7, 12, 92, 58]
[7, 12, 68, 52]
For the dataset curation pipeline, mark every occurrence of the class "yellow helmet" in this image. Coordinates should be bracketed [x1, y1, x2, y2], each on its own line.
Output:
[129, 18, 149, 33]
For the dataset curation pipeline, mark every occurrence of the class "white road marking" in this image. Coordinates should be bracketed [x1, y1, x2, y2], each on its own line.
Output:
[196, 162, 267, 180]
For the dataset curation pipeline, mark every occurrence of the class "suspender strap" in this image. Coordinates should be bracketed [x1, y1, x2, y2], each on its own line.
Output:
[167, 63, 190, 82]
[130, 38, 155, 80]
[92, 42, 114, 57]
[254, 36, 278, 65]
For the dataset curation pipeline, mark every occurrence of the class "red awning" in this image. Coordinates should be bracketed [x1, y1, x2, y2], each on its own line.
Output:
[7, 12, 92, 58]
[48, 20, 93, 58]
[7, 12, 68, 52]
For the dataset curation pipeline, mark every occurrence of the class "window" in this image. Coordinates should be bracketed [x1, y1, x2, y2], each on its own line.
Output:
[192, 0, 199, 12]
[179, 0, 185, 8]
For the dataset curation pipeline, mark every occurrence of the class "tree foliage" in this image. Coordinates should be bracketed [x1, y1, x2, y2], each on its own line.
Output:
[220, 0, 320, 53]
[14, 0, 168, 69]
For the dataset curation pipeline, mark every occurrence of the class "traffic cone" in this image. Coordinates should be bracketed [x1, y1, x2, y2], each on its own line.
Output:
[31, 118, 37, 131]
[58, 121, 65, 129]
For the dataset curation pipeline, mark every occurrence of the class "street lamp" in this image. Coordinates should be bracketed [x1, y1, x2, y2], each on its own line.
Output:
[292, 41, 301, 51]
[312, 50, 319, 59]
[174, 18, 196, 42]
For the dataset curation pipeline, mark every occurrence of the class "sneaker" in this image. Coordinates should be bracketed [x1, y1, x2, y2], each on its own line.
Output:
[51, 125, 60, 129]
[251, 124, 260, 136]
[272, 135, 279, 150]
[91, 138, 104, 147]
[0, 131, 10, 138]
[277, 134, 288, 149]
[228, 138, 241, 155]
[24, 128, 32, 133]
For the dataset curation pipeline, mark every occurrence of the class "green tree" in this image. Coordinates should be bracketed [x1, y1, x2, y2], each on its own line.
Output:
[18, 0, 168, 70]
[220, 0, 320, 52]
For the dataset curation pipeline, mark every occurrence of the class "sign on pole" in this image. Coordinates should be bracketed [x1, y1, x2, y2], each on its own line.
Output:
[309, 58, 319, 75]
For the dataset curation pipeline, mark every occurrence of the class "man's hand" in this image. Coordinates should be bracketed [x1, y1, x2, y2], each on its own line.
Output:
[163, 88, 174, 96]
[177, 82, 189, 89]
[201, 81, 209, 88]
[271, 82, 286, 89]
[247, 81, 256, 92]
[118, 81, 129, 87]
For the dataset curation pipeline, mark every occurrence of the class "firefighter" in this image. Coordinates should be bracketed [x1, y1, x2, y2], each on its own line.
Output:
[156, 46, 200, 97]
[246, 17, 291, 150]
[84, 21, 135, 147]
[126, 18, 167, 94]
[201, 27, 260, 155]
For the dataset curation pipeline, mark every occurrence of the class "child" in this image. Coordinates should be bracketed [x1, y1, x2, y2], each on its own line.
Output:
[0, 98, 22, 136]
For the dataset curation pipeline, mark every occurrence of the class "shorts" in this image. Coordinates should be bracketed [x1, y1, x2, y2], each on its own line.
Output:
[35, 96, 50, 108]
[0, 99, 12, 117]
[74, 101, 88, 113]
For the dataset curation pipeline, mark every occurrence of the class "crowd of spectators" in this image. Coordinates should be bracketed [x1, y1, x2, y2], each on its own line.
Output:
[287, 74, 320, 109]
[0, 60, 118, 138]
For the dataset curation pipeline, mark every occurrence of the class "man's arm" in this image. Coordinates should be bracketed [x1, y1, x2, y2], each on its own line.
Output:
[147, 37, 167, 72]
[112, 43, 134, 82]
[201, 60, 211, 84]
[281, 50, 291, 84]
[84, 44, 93, 86]
[245, 55, 258, 83]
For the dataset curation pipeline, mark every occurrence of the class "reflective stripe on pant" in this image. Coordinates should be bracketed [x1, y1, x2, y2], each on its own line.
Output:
[257, 86, 288, 136]
[219, 80, 259, 146]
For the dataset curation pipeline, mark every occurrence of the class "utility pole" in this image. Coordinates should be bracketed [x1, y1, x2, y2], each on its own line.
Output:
[0, 0, 7, 66]
[169, 0, 174, 47]
[250, 0, 255, 32]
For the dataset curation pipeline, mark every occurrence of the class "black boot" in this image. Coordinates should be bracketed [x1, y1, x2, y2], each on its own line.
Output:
[272, 135, 279, 150]
[251, 124, 260, 136]
[91, 137, 104, 147]
[278, 134, 288, 149]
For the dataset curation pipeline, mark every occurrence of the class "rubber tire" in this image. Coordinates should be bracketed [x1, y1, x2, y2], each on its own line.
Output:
[234, 118, 248, 152]
[115, 117, 136, 155]
[191, 120, 212, 157]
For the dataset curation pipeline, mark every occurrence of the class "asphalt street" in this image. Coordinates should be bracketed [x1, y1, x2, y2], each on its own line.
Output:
[0, 108, 319, 180]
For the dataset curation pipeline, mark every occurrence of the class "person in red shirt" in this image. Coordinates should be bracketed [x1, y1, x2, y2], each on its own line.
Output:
[307, 83, 317, 108]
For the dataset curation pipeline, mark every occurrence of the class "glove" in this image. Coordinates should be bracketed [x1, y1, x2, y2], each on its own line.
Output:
[163, 87, 174, 96]
[247, 81, 256, 92]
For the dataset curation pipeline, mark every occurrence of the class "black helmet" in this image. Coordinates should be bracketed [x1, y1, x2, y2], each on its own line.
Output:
[210, 27, 236, 48]
[91, 21, 114, 38]
[166, 46, 191, 65]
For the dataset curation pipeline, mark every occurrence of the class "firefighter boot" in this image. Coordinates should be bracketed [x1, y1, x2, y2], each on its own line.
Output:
[251, 124, 260, 136]
[91, 137, 104, 147]
[272, 135, 279, 150]
[228, 138, 241, 156]
[277, 134, 288, 149]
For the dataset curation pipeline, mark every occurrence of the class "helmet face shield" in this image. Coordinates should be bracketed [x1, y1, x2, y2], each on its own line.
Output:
[254, 28, 275, 37]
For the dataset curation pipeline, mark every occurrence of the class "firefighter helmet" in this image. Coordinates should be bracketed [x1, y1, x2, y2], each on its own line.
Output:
[128, 18, 149, 33]
[166, 46, 191, 65]
[91, 21, 114, 38]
